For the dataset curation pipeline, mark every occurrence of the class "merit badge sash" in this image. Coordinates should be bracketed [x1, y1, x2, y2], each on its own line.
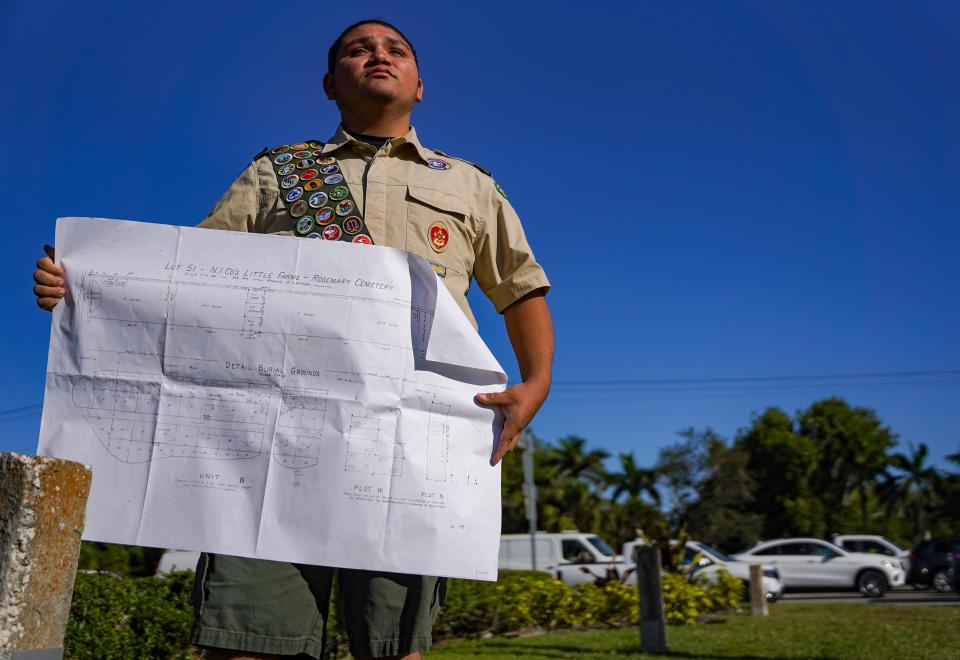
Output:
[267, 141, 374, 245]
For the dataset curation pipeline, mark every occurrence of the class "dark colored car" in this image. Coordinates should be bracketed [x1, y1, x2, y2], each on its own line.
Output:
[908, 536, 960, 592]
[949, 544, 960, 595]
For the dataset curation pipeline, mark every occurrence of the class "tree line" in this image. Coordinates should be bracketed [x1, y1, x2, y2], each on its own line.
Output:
[502, 396, 960, 553]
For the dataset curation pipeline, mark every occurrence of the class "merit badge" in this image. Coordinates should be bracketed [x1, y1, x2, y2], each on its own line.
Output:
[323, 173, 344, 185]
[280, 174, 300, 189]
[342, 216, 362, 234]
[429, 221, 449, 252]
[322, 224, 342, 241]
[319, 164, 339, 175]
[306, 232, 322, 239]
[296, 158, 315, 169]
[494, 180, 508, 199]
[271, 145, 290, 154]
[285, 187, 304, 203]
[317, 156, 336, 165]
[278, 164, 296, 176]
[315, 207, 334, 225]
[426, 158, 450, 170]
[290, 143, 310, 151]
[292, 150, 312, 159]
[304, 179, 322, 191]
[289, 197, 308, 215]
[295, 216, 315, 235]
[274, 153, 293, 165]
[300, 168, 319, 181]
[290, 199, 309, 218]
[329, 186, 349, 200]
[308, 191, 329, 208]
[352, 234, 372, 244]
[308, 141, 322, 148]
[336, 200, 355, 216]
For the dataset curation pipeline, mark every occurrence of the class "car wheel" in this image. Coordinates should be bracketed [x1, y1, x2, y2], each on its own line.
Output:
[858, 569, 888, 597]
[932, 570, 953, 593]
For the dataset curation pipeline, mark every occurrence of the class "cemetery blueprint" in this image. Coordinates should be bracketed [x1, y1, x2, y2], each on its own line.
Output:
[38, 218, 506, 580]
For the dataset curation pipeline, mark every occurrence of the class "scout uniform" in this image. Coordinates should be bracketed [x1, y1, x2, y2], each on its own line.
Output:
[191, 126, 549, 658]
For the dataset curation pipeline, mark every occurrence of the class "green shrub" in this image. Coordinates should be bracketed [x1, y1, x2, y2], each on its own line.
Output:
[661, 571, 712, 625]
[660, 570, 744, 625]
[596, 580, 640, 624]
[438, 569, 736, 636]
[63, 567, 743, 657]
[704, 568, 744, 611]
[66, 572, 194, 659]
[433, 572, 502, 637]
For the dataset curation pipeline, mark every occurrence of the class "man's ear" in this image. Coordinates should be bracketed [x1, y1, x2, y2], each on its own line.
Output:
[415, 78, 423, 104]
[323, 72, 337, 101]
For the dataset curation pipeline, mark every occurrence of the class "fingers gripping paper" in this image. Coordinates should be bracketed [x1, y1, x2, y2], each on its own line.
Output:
[38, 218, 506, 580]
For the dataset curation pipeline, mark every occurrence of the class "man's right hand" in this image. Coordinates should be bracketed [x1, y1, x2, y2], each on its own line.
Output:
[34, 244, 65, 311]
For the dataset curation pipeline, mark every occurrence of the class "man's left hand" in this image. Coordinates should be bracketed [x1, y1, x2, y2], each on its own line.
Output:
[476, 379, 550, 466]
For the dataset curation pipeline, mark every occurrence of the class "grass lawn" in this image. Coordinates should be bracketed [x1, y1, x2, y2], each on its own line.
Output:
[430, 603, 960, 660]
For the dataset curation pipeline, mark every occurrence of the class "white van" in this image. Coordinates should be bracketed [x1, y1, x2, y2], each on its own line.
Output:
[499, 532, 631, 585]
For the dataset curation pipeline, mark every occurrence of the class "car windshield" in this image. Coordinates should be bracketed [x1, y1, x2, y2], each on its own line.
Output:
[696, 543, 733, 562]
[587, 536, 614, 557]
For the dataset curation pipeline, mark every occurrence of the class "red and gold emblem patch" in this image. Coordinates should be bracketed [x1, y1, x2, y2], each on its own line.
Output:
[429, 221, 449, 252]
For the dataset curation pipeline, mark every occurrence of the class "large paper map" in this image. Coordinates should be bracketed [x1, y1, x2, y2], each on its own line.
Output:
[38, 218, 505, 580]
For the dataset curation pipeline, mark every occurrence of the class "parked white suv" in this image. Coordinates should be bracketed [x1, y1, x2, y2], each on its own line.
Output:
[499, 532, 630, 585]
[622, 539, 785, 601]
[830, 534, 910, 572]
[733, 538, 905, 597]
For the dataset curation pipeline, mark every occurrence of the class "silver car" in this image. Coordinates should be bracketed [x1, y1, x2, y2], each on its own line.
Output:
[733, 538, 905, 597]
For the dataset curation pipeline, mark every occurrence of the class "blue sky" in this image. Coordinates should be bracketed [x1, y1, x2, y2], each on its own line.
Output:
[1, 1, 957, 471]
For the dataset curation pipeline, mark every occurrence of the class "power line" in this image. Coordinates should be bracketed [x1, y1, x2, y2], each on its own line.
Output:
[2, 369, 958, 420]
[0, 410, 45, 424]
[0, 404, 43, 416]
[551, 369, 960, 387]
[549, 379, 960, 402]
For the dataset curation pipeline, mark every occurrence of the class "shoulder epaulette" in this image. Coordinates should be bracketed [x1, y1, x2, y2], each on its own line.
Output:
[255, 141, 326, 162]
[432, 149, 492, 177]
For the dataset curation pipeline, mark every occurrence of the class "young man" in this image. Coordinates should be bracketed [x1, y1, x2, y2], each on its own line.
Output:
[33, 19, 553, 660]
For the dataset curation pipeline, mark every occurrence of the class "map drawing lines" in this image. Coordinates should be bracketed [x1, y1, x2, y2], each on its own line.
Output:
[344, 414, 404, 476]
[274, 388, 328, 468]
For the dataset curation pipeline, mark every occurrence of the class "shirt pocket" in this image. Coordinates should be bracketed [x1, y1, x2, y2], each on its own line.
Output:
[404, 185, 474, 279]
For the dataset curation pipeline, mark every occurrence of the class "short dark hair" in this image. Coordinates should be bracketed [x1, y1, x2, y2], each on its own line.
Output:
[327, 19, 418, 75]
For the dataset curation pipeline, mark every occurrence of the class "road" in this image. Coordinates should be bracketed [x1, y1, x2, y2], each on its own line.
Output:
[779, 588, 959, 606]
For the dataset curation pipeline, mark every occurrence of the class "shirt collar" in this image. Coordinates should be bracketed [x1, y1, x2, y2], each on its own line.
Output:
[321, 124, 435, 165]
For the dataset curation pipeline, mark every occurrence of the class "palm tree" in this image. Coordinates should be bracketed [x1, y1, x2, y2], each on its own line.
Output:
[946, 450, 960, 472]
[545, 435, 610, 491]
[609, 452, 660, 505]
[887, 442, 941, 539]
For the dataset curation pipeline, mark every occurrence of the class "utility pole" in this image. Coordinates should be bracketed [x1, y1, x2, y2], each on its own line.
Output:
[521, 429, 538, 571]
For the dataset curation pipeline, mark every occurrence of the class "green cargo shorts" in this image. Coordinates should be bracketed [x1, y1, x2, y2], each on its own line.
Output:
[190, 554, 446, 658]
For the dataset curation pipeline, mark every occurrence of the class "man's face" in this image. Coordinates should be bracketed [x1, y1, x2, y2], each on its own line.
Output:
[324, 24, 422, 110]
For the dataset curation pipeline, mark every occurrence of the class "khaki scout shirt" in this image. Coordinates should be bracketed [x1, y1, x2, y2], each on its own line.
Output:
[197, 125, 549, 328]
